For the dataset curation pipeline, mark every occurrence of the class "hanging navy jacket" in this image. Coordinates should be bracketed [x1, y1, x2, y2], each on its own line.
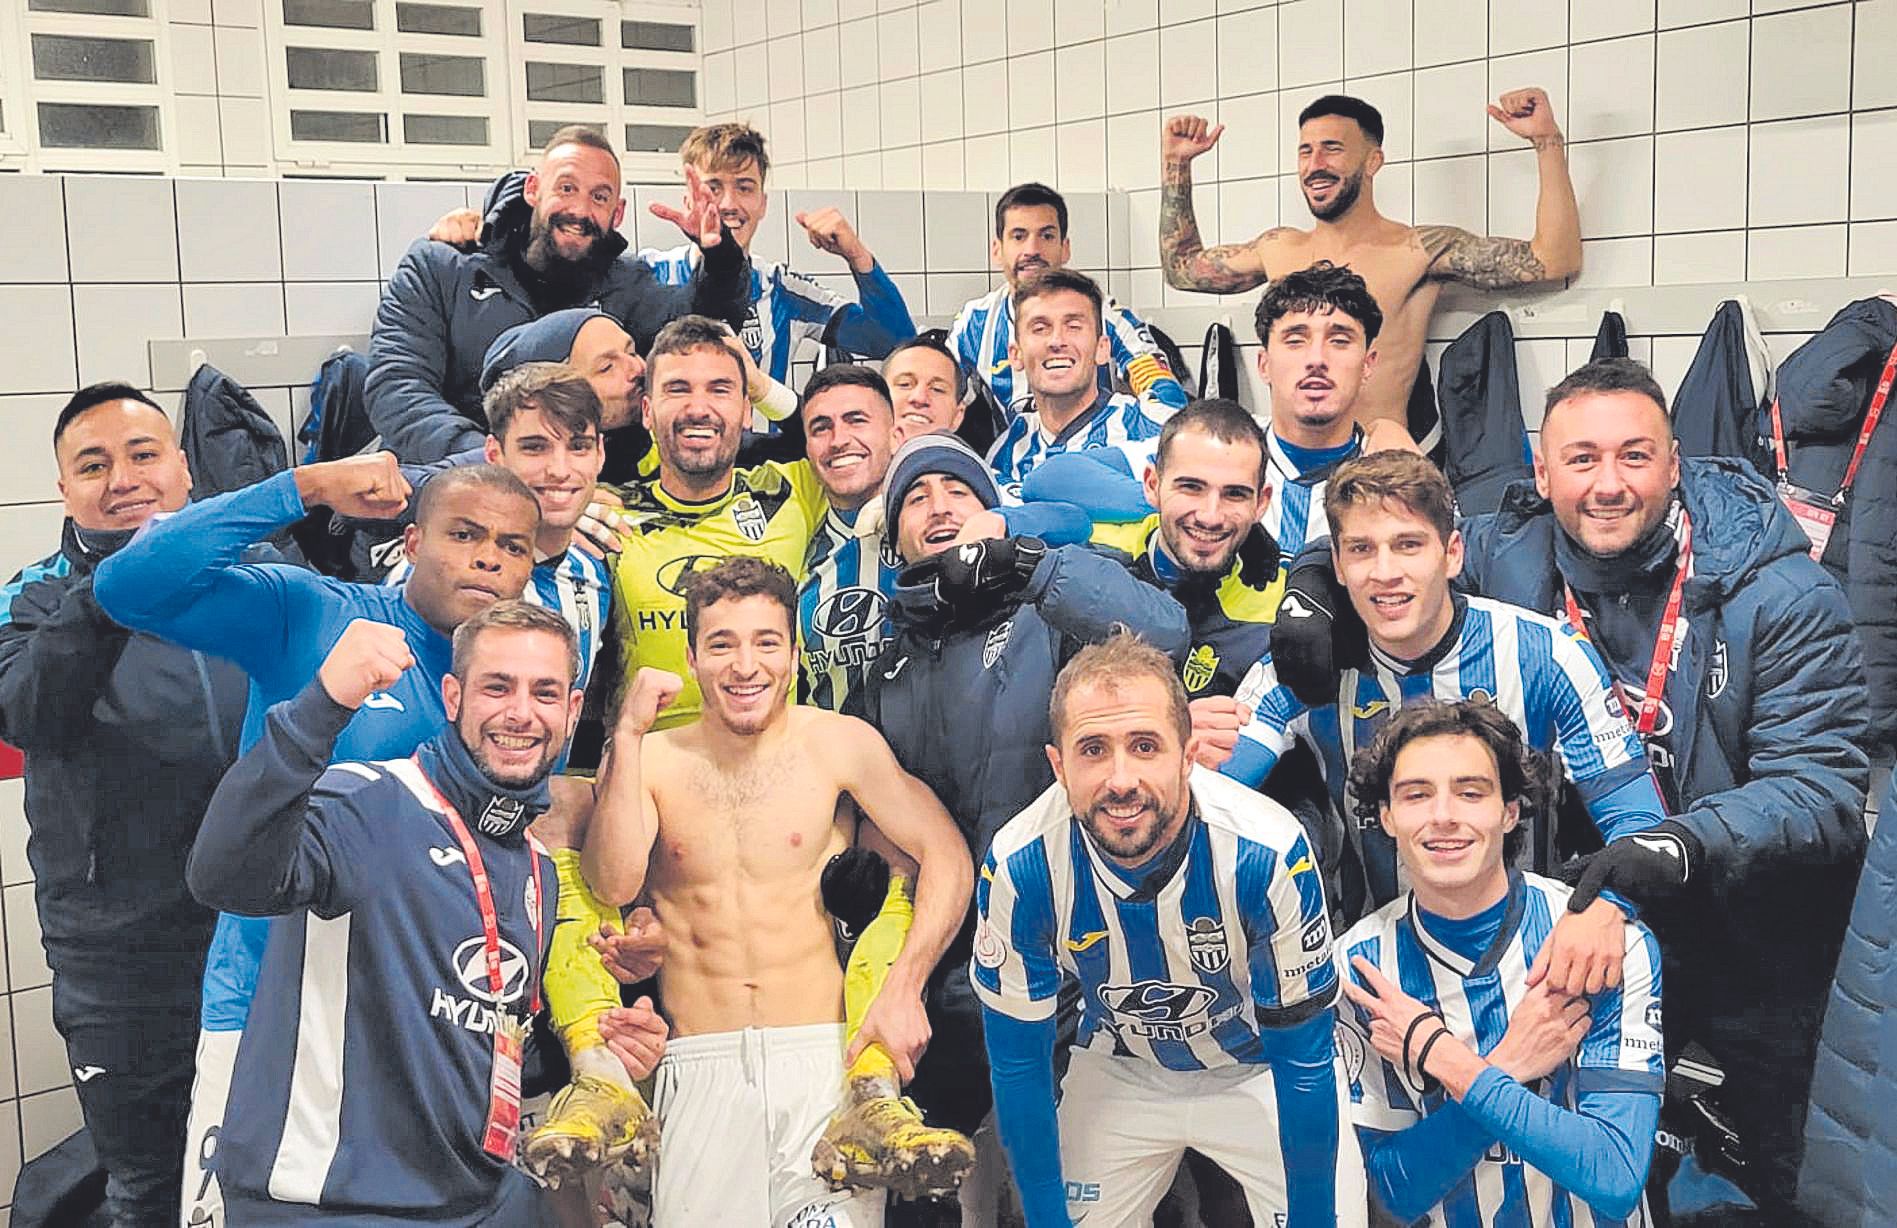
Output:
[1434, 310, 1531, 516]
[1673, 299, 1772, 472]
[1800, 771, 1897, 1228]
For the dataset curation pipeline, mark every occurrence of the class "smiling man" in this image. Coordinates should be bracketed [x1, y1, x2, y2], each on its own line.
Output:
[370, 125, 749, 463]
[582, 557, 972, 1227]
[94, 456, 541, 1228]
[987, 269, 1172, 492]
[883, 333, 970, 446]
[976, 633, 1363, 1227]
[950, 183, 1185, 416]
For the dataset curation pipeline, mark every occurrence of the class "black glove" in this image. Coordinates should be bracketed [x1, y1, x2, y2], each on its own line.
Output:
[1270, 547, 1366, 707]
[820, 847, 890, 941]
[1567, 820, 1699, 911]
[931, 535, 1047, 606]
[1234, 527, 1281, 592]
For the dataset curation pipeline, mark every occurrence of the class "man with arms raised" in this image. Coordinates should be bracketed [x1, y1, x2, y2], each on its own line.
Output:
[976, 634, 1363, 1227]
[372, 126, 746, 462]
[1161, 93, 1581, 429]
[1339, 698, 1663, 1226]
[584, 557, 974, 1226]
[952, 183, 1186, 416]
[94, 454, 541, 1227]
[988, 269, 1172, 493]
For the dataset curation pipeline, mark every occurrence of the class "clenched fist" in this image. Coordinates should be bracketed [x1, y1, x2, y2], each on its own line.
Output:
[1163, 114, 1225, 165]
[616, 667, 684, 738]
[794, 206, 875, 274]
[428, 206, 482, 248]
[294, 451, 411, 520]
[1488, 87, 1562, 145]
[318, 619, 416, 710]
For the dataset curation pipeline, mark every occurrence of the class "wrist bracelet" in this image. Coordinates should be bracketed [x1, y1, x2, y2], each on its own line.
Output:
[1413, 1025, 1452, 1094]
[1401, 1011, 1444, 1078]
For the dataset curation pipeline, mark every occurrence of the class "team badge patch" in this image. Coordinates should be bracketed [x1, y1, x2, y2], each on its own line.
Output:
[1707, 639, 1729, 698]
[1300, 914, 1330, 953]
[1181, 644, 1220, 693]
[1185, 916, 1229, 974]
[732, 496, 768, 542]
[476, 796, 526, 838]
[973, 917, 1008, 969]
[983, 619, 1013, 669]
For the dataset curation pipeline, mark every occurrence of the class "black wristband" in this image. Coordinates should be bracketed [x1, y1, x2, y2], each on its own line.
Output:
[1401, 1011, 1444, 1077]
[1413, 1025, 1453, 1094]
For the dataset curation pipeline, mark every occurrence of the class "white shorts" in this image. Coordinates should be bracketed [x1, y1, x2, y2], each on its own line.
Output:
[651, 1023, 884, 1228]
[181, 1027, 240, 1228]
[1058, 1046, 1367, 1227]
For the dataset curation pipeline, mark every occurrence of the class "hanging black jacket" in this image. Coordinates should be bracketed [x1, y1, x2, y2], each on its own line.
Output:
[0, 520, 250, 1005]
[1673, 298, 1772, 471]
[180, 363, 290, 500]
[1434, 310, 1532, 515]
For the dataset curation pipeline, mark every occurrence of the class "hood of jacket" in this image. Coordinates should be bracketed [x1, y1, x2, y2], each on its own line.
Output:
[1486, 455, 1811, 605]
[1772, 296, 1897, 439]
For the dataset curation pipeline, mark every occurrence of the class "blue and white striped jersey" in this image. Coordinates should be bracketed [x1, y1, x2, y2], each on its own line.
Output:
[987, 392, 1171, 493]
[798, 500, 902, 713]
[1338, 872, 1664, 1227]
[948, 282, 1189, 417]
[973, 767, 1338, 1072]
[386, 549, 610, 698]
[1261, 429, 1361, 561]
[1229, 595, 1660, 904]
[640, 243, 914, 385]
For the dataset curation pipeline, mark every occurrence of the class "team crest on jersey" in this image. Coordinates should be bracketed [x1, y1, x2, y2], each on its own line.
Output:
[732, 496, 768, 542]
[476, 796, 526, 838]
[1335, 1021, 1367, 1086]
[1467, 688, 1493, 704]
[973, 917, 1008, 969]
[739, 306, 764, 355]
[1707, 639, 1728, 698]
[1647, 1001, 1663, 1031]
[1181, 644, 1220, 693]
[983, 619, 1014, 668]
[1185, 916, 1229, 974]
[879, 532, 904, 570]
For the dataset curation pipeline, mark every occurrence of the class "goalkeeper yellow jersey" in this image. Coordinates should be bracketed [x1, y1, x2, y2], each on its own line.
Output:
[611, 460, 828, 729]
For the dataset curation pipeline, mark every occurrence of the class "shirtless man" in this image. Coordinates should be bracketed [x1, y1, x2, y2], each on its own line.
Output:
[584, 556, 974, 1227]
[1160, 91, 1582, 428]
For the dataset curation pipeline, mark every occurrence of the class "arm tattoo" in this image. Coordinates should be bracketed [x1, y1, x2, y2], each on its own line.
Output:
[1416, 225, 1550, 290]
[1160, 163, 1270, 293]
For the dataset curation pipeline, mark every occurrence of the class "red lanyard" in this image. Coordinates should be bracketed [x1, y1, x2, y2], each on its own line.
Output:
[1770, 339, 1897, 504]
[414, 756, 544, 1016]
[1563, 516, 1692, 739]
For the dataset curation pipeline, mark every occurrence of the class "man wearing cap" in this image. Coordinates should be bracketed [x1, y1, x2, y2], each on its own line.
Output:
[857, 433, 1189, 1224]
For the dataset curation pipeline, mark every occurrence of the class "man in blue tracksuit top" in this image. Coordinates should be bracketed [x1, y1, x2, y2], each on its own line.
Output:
[184, 602, 654, 1224]
[93, 455, 540, 1228]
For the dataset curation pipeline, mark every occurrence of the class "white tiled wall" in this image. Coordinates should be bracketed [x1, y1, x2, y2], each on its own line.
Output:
[701, 0, 1897, 292]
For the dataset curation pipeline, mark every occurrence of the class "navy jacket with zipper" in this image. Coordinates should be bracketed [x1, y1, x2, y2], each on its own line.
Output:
[366, 173, 752, 463]
[0, 519, 249, 1010]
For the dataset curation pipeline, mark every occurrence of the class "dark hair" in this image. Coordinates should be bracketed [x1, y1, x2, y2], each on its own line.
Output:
[1347, 698, 1551, 862]
[1155, 398, 1270, 487]
[540, 123, 620, 169]
[1012, 267, 1103, 333]
[679, 121, 770, 180]
[1253, 260, 1384, 347]
[646, 314, 746, 387]
[1298, 94, 1385, 146]
[1051, 630, 1190, 746]
[54, 382, 166, 451]
[884, 331, 967, 402]
[1325, 450, 1457, 545]
[451, 599, 580, 686]
[412, 463, 541, 530]
[994, 182, 1068, 239]
[1543, 357, 1671, 431]
[681, 555, 797, 649]
[800, 363, 892, 417]
[484, 362, 602, 444]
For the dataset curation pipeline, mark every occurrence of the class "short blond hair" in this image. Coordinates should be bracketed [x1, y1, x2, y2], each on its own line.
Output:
[678, 122, 769, 180]
[1049, 631, 1189, 746]
[451, 600, 579, 686]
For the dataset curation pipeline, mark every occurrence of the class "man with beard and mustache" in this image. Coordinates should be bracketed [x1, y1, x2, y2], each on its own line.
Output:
[951, 183, 1188, 418]
[582, 557, 973, 1227]
[975, 632, 1364, 1228]
[1159, 92, 1581, 431]
[186, 603, 665, 1225]
[369, 126, 751, 463]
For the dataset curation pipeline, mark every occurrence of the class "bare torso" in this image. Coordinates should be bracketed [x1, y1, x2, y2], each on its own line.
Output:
[1259, 220, 1442, 428]
[640, 706, 855, 1038]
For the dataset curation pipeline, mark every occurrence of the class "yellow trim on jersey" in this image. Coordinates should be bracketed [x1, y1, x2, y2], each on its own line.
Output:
[609, 460, 829, 730]
[1090, 515, 1287, 623]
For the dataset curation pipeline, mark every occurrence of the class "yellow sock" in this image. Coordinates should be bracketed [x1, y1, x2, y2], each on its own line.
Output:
[545, 847, 624, 1059]
[843, 873, 913, 1086]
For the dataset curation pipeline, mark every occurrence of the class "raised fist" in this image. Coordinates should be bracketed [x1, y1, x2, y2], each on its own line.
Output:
[1163, 114, 1225, 165]
[428, 206, 482, 248]
[794, 206, 874, 274]
[1488, 87, 1562, 144]
[318, 619, 415, 710]
[617, 667, 684, 738]
[295, 451, 411, 520]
